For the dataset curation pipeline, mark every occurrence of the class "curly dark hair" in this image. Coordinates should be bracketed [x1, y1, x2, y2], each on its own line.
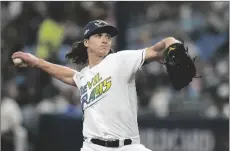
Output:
[65, 41, 88, 66]
[65, 40, 114, 67]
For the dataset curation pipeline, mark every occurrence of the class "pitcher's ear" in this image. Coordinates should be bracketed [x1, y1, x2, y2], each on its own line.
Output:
[84, 40, 89, 48]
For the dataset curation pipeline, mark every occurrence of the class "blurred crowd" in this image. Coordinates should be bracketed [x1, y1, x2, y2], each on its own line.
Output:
[1, 2, 229, 151]
[124, 2, 229, 119]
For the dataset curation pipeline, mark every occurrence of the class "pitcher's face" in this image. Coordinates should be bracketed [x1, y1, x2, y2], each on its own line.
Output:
[84, 33, 112, 57]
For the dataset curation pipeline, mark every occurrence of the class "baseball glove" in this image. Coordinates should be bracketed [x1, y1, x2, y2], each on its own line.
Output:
[162, 42, 200, 90]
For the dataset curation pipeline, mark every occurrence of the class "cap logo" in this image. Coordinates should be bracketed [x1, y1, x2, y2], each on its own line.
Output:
[94, 20, 107, 27]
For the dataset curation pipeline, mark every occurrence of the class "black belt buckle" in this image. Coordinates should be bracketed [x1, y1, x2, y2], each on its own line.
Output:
[124, 139, 132, 145]
[105, 141, 108, 147]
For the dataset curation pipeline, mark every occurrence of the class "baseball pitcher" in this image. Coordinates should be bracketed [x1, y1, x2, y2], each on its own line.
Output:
[12, 20, 197, 151]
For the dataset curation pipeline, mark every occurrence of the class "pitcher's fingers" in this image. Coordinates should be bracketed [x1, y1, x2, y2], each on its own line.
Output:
[12, 53, 21, 59]
[12, 51, 24, 56]
[12, 52, 25, 59]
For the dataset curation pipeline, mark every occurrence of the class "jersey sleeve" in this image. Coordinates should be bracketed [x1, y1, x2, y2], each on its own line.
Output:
[72, 70, 81, 88]
[115, 48, 146, 80]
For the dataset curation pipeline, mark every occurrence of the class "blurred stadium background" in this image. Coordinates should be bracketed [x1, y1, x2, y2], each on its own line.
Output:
[1, 1, 229, 151]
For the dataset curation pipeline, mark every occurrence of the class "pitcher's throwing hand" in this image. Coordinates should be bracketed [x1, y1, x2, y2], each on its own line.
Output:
[12, 51, 40, 67]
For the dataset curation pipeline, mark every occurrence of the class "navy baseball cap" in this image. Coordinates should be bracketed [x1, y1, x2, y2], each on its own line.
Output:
[83, 20, 118, 39]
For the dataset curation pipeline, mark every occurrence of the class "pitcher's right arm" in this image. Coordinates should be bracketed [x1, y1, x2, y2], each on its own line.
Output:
[12, 51, 77, 87]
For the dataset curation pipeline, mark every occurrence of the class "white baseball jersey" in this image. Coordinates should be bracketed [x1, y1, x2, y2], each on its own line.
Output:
[73, 48, 146, 143]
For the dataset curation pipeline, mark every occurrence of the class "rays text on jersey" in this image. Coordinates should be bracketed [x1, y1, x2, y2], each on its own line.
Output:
[80, 74, 112, 111]
[88, 76, 111, 102]
[87, 73, 102, 89]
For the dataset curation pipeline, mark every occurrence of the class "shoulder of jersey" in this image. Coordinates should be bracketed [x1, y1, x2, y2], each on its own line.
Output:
[80, 67, 88, 73]
[102, 52, 116, 61]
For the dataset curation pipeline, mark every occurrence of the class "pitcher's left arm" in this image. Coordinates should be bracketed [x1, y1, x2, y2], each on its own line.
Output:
[144, 37, 181, 62]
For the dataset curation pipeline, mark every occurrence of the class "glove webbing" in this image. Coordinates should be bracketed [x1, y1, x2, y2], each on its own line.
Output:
[157, 43, 202, 79]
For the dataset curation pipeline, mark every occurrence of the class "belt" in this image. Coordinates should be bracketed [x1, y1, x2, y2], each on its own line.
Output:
[90, 138, 132, 148]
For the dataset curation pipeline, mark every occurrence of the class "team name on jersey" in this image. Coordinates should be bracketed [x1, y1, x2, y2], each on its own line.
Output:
[80, 73, 112, 110]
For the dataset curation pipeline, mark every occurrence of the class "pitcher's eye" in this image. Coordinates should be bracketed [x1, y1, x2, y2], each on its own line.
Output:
[97, 33, 102, 37]
[105, 34, 111, 40]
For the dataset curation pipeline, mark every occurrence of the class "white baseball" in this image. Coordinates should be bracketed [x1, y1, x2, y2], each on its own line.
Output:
[13, 58, 28, 67]
[13, 58, 23, 65]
